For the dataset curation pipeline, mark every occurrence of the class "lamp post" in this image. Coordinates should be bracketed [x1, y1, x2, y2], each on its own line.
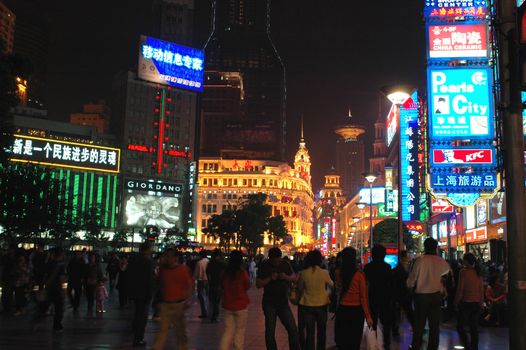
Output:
[363, 173, 377, 253]
[381, 85, 413, 259]
[356, 202, 365, 263]
[350, 225, 357, 247]
[352, 215, 361, 261]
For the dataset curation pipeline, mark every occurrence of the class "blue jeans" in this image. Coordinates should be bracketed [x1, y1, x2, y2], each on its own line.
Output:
[262, 301, 301, 350]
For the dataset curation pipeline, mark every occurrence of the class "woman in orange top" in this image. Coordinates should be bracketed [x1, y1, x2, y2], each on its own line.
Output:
[335, 247, 373, 350]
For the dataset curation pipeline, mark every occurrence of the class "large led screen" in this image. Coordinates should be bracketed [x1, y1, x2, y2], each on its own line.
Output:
[124, 193, 181, 229]
[138, 35, 204, 92]
[428, 67, 493, 139]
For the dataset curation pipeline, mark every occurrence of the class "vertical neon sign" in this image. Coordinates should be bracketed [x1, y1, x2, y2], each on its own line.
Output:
[157, 89, 167, 174]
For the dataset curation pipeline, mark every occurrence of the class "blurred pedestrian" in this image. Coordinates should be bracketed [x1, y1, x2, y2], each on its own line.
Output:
[207, 248, 226, 323]
[334, 247, 372, 349]
[407, 238, 450, 350]
[14, 254, 30, 315]
[392, 251, 414, 336]
[219, 250, 250, 350]
[364, 244, 394, 350]
[106, 252, 120, 292]
[248, 257, 257, 286]
[296, 249, 333, 350]
[151, 249, 193, 350]
[84, 254, 103, 313]
[455, 253, 484, 350]
[485, 275, 506, 326]
[256, 247, 300, 350]
[117, 255, 129, 308]
[67, 250, 85, 312]
[45, 248, 67, 331]
[1, 246, 17, 313]
[96, 278, 109, 313]
[194, 250, 209, 319]
[127, 242, 155, 347]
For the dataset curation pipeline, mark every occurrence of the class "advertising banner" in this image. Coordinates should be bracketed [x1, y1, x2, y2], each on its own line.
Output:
[386, 104, 398, 148]
[428, 67, 493, 139]
[490, 192, 506, 224]
[358, 187, 385, 205]
[378, 203, 397, 217]
[138, 35, 204, 92]
[428, 24, 488, 59]
[432, 198, 455, 213]
[125, 179, 182, 196]
[10, 134, 120, 173]
[465, 226, 488, 243]
[431, 173, 497, 193]
[424, 0, 488, 19]
[431, 148, 494, 165]
[124, 193, 181, 229]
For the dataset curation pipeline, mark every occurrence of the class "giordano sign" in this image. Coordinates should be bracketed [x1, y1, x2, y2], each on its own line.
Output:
[125, 179, 182, 196]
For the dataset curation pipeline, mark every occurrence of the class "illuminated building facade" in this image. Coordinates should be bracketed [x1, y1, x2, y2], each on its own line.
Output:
[197, 137, 314, 249]
[152, 0, 194, 46]
[203, 0, 286, 161]
[314, 169, 346, 253]
[369, 108, 388, 186]
[70, 100, 111, 134]
[0, 1, 15, 54]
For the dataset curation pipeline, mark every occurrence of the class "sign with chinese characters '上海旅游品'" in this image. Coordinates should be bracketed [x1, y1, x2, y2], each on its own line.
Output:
[428, 24, 488, 59]
[424, 0, 487, 18]
[138, 35, 204, 92]
[428, 67, 494, 139]
[10, 135, 120, 173]
[430, 173, 497, 193]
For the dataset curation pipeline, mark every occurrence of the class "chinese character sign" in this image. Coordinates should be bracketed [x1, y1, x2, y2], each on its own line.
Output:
[428, 67, 493, 138]
[138, 35, 204, 92]
[431, 173, 497, 192]
[428, 24, 488, 59]
[10, 135, 120, 173]
[424, 0, 488, 18]
[400, 94, 420, 222]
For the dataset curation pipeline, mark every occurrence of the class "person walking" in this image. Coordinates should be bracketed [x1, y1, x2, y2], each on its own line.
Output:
[84, 254, 103, 314]
[96, 278, 109, 313]
[127, 242, 155, 347]
[14, 254, 30, 315]
[455, 253, 484, 350]
[219, 250, 250, 350]
[45, 248, 67, 331]
[392, 250, 414, 336]
[296, 249, 333, 350]
[116, 255, 129, 308]
[334, 247, 372, 350]
[106, 252, 120, 293]
[256, 247, 300, 350]
[407, 237, 450, 350]
[248, 257, 257, 286]
[194, 250, 209, 319]
[67, 250, 85, 312]
[207, 249, 226, 323]
[151, 249, 193, 350]
[364, 244, 394, 350]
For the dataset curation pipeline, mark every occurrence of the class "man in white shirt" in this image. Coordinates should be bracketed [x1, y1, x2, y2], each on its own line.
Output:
[194, 250, 209, 318]
[407, 238, 450, 350]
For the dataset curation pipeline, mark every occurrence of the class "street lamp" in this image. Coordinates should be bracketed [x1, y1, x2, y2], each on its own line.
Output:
[381, 85, 414, 260]
[356, 202, 365, 263]
[363, 172, 377, 253]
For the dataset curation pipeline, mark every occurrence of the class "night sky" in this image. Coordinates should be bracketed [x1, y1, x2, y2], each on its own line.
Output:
[10, 0, 427, 191]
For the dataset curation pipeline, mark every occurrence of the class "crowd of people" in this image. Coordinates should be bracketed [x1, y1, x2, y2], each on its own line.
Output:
[0, 238, 509, 350]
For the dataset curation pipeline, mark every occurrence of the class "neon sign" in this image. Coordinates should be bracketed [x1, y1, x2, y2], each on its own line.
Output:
[431, 198, 455, 213]
[358, 187, 385, 204]
[138, 35, 204, 92]
[431, 173, 497, 192]
[386, 104, 397, 148]
[431, 148, 494, 165]
[428, 24, 488, 59]
[428, 67, 493, 139]
[10, 135, 120, 173]
[424, 0, 488, 18]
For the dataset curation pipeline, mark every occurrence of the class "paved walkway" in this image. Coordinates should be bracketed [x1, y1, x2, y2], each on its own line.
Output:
[0, 287, 509, 349]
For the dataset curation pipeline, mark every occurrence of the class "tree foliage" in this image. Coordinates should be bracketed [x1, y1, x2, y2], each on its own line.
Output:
[111, 229, 130, 250]
[163, 226, 188, 246]
[82, 206, 109, 249]
[372, 219, 415, 251]
[202, 210, 239, 252]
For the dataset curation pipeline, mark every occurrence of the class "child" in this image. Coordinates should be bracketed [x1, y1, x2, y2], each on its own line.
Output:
[96, 278, 109, 313]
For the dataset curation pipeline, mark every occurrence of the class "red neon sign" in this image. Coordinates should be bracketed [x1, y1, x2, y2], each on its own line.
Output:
[432, 198, 455, 213]
[128, 144, 150, 152]
[428, 6, 486, 18]
[432, 149, 493, 165]
[428, 24, 487, 59]
[167, 150, 191, 158]
[465, 227, 487, 243]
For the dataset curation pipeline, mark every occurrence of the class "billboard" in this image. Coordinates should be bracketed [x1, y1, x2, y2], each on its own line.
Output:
[431, 198, 455, 213]
[428, 67, 493, 139]
[358, 187, 385, 205]
[386, 104, 397, 148]
[465, 226, 487, 243]
[431, 148, 494, 165]
[424, 0, 488, 18]
[10, 134, 120, 173]
[490, 192, 506, 224]
[522, 91, 526, 136]
[431, 173, 497, 193]
[124, 194, 181, 229]
[125, 179, 182, 196]
[138, 35, 204, 92]
[428, 24, 488, 59]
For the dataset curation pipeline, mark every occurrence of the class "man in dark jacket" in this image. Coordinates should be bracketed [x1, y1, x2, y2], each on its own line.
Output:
[364, 245, 394, 350]
[127, 242, 154, 347]
[392, 250, 414, 336]
[67, 250, 85, 312]
[46, 248, 67, 331]
[206, 249, 226, 323]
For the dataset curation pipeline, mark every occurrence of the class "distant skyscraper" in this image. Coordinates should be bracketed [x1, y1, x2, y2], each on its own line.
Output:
[151, 0, 194, 46]
[203, 0, 286, 161]
[334, 110, 366, 198]
[0, 1, 15, 54]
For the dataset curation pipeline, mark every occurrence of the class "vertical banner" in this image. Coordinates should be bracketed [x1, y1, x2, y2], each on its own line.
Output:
[400, 92, 421, 221]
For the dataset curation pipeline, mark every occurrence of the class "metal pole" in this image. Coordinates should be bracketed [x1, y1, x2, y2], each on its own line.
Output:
[496, 1, 526, 348]
[369, 183, 373, 251]
[361, 209, 364, 263]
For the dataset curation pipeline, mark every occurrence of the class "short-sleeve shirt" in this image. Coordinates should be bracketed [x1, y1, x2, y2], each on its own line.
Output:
[257, 259, 293, 305]
[159, 264, 193, 302]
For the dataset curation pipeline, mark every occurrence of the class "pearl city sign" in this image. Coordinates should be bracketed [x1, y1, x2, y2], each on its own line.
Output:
[10, 135, 120, 173]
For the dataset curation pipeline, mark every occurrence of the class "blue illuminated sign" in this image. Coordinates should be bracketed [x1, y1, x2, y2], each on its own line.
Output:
[446, 193, 480, 207]
[400, 91, 420, 222]
[431, 173, 497, 193]
[138, 35, 204, 92]
[424, 0, 488, 19]
[428, 67, 493, 139]
[522, 91, 526, 136]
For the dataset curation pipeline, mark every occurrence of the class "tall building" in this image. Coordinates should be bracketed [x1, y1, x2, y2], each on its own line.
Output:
[151, 0, 194, 46]
[0, 1, 15, 54]
[369, 104, 388, 186]
[334, 110, 366, 198]
[202, 0, 286, 161]
[70, 100, 111, 134]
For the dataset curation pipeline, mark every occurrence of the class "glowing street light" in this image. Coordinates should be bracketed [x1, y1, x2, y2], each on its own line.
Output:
[363, 172, 377, 252]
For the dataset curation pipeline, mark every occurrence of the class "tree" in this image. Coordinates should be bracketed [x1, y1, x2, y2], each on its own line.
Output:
[110, 229, 130, 250]
[48, 214, 81, 249]
[163, 226, 187, 246]
[235, 193, 272, 255]
[0, 165, 64, 247]
[140, 225, 160, 242]
[267, 215, 288, 244]
[202, 211, 238, 252]
[82, 206, 109, 250]
[372, 219, 415, 251]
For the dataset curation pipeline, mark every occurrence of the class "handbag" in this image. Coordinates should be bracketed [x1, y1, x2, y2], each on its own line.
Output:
[365, 326, 380, 350]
